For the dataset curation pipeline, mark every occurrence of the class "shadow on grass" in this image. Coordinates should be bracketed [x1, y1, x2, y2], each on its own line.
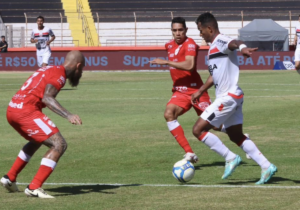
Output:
[61, 88, 76, 91]
[220, 176, 300, 185]
[47, 184, 140, 196]
[195, 161, 249, 170]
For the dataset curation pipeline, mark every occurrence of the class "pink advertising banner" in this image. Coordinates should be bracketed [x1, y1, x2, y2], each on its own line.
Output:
[0, 50, 295, 71]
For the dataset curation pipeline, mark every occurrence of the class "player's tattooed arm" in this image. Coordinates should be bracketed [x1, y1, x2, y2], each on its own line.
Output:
[150, 56, 195, 71]
[42, 84, 82, 125]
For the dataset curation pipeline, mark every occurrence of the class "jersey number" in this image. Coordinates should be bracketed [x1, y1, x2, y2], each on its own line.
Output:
[21, 72, 40, 91]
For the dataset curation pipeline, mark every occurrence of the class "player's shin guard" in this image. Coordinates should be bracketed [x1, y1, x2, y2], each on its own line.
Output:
[7, 150, 31, 182]
[29, 158, 57, 190]
[239, 136, 271, 169]
[167, 120, 193, 153]
[198, 132, 236, 161]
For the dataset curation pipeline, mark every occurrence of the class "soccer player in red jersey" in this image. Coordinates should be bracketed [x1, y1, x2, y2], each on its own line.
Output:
[1, 51, 85, 198]
[150, 17, 239, 165]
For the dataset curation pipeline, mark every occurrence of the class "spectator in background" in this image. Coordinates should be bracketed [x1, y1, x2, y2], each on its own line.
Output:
[0, 36, 8, 52]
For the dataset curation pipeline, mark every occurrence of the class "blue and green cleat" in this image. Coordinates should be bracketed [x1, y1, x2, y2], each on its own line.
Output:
[222, 155, 242, 179]
[255, 164, 277, 185]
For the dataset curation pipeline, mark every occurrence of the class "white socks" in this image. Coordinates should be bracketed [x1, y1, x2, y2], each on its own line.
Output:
[167, 120, 180, 131]
[19, 150, 31, 162]
[240, 138, 271, 169]
[41, 158, 57, 170]
[200, 132, 236, 161]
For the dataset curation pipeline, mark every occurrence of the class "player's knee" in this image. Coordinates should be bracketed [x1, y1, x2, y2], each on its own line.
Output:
[192, 125, 203, 138]
[164, 109, 175, 121]
[296, 62, 300, 70]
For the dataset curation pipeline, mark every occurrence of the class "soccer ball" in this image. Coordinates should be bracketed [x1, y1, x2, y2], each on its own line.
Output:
[172, 159, 195, 183]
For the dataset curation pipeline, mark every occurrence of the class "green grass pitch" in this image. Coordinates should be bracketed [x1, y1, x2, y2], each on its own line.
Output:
[1, 70, 300, 209]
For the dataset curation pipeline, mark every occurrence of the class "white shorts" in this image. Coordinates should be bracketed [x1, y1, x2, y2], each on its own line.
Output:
[37, 52, 51, 67]
[295, 48, 300, 62]
[201, 95, 244, 128]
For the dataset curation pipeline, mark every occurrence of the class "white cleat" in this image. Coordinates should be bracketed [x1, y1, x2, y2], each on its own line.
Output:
[24, 187, 54, 198]
[244, 133, 252, 160]
[1, 175, 19, 192]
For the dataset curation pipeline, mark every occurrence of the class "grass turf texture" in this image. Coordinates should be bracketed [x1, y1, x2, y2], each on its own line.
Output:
[0, 70, 300, 209]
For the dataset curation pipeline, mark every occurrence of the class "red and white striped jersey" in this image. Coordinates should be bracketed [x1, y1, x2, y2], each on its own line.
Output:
[31, 26, 55, 55]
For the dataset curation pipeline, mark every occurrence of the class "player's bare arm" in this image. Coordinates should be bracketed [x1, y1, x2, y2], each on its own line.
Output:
[294, 34, 298, 46]
[42, 84, 82, 125]
[30, 38, 38, 43]
[47, 35, 55, 45]
[150, 55, 195, 71]
[191, 75, 214, 104]
[228, 40, 258, 57]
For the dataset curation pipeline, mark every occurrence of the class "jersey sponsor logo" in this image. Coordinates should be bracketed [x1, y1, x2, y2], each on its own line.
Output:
[12, 94, 27, 100]
[169, 53, 174, 58]
[174, 86, 188, 92]
[208, 64, 217, 75]
[217, 39, 227, 46]
[168, 45, 173, 49]
[9, 101, 23, 109]
[27, 129, 39, 137]
[57, 75, 66, 85]
[188, 44, 196, 51]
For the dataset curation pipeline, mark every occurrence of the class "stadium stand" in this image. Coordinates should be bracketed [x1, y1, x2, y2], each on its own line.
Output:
[89, 0, 300, 21]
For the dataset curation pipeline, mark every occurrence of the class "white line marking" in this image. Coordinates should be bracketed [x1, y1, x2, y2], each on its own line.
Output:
[16, 182, 300, 189]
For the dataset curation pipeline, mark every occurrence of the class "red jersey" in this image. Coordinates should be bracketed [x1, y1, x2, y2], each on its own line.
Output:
[165, 37, 204, 94]
[7, 65, 66, 112]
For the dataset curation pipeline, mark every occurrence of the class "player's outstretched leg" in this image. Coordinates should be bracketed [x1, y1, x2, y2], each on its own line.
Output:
[193, 118, 241, 179]
[227, 125, 277, 184]
[1, 142, 41, 193]
[25, 132, 67, 198]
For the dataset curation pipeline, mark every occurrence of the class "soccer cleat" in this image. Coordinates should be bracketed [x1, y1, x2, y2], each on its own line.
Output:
[222, 155, 242, 179]
[184, 152, 199, 163]
[24, 186, 54, 198]
[255, 164, 277, 185]
[244, 133, 252, 160]
[0, 175, 19, 192]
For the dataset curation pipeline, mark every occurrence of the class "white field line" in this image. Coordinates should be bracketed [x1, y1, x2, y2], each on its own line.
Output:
[16, 182, 300, 189]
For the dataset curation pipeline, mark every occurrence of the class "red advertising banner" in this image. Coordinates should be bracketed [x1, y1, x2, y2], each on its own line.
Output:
[0, 50, 295, 71]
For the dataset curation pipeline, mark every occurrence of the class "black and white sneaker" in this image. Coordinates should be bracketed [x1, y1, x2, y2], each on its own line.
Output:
[24, 186, 54, 198]
[0, 175, 19, 192]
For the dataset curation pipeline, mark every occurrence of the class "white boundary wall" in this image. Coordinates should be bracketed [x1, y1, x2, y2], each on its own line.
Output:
[7, 23, 73, 47]
[96, 20, 299, 46]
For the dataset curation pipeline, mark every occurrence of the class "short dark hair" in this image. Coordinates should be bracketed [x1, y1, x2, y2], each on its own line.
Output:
[171, 17, 186, 28]
[1, 36, 5, 39]
[37, 16, 44, 21]
[195, 12, 218, 29]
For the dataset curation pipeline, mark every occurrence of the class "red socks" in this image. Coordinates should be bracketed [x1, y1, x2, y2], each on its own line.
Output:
[7, 150, 31, 182]
[29, 158, 57, 190]
[167, 120, 193, 153]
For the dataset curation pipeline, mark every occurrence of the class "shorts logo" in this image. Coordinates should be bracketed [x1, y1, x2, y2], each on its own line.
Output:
[198, 102, 210, 111]
[48, 120, 56, 128]
[27, 129, 39, 136]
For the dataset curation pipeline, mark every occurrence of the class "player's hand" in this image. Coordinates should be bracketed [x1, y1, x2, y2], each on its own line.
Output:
[191, 90, 202, 105]
[241, 47, 258, 58]
[184, 152, 199, 163]
[149, 58, 168, 65]
[46, 41, 51, 45]
[67, 114, 82, 125]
